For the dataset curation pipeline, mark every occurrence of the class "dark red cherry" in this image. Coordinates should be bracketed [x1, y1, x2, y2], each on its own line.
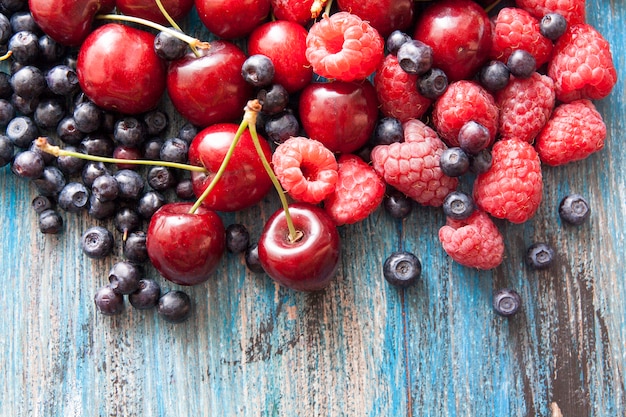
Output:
[115, 0, 194, 26]
[77, 23, 167, 114]
[258, 203, 340, 292]
[146, 202, 225, 286]
[196, 0, 271, 40]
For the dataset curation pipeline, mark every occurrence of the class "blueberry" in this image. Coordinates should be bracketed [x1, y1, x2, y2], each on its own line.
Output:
[383, 189, 413, 219]
[73, 101, 102, 133]
[148, 166, 177, 191]
[159, 137, 188, 163]
[264, 111, 299, 143]
[175, 178, 195, 200]
[6, 115, 38, 148]
[372, 117, 404, 146]
[383, 251, 422, 288]
[81, 161, 110, 188]
[34, 98, 65, 129]
[458, 121, 490, 155]
[386, 30, 411, 55]
[88, 194, 116, 220]
[507, 49, 536, 78]
[143, 110, 168, 136]
[142, 137, 164, 160]
[158, 290, 192, 323]
[154, 28, 187, 61]
[559, 194, 590, 225]
[45, 65, 80, 97]
[245, 243, 265, 274]
[0, 134, 13, 166]
[10, 12, 39, 34]
[397, 39, 433, 75]
[525, 242, 555, 270]
[123, 230, 148, 263]
[114, 207, 142, 236]
[0, 72, 12, 98]
[417, 68, 448, 100]
[108, 261, 143, 295]
[242, 54, 275, 87]
[178, 122, 198, 144]
[257, 83, 289, 115]
[11, 92, 39, 115]
[226, 223, 250, 254]
[94, 284, 125, 316]
[56, 146, 86, 175]
[91, 173, 119, 202]
[10, 149, 44, 179]
[56, 116, 85, 145]
[440, 147, 470, 177]
[32, 165, 66, 196]
[38, 34, 66, 63]
[540, 13, 568, 41]
[32, 195, 52, 214]
[114, 116, 146, 147]
[443, 191, 475, 220]
[8, 31, 39, 64]
[58, 182, 89, 213]
[0, 13, 10, 44]
[479, 60, 511, 92]
[38, 208, 63, 234]
[81, 226, 114, 259]
[0, 98, 15, 127]
[114, 169, 145, 201]
[80, 133, 114, 157]
[136, 190, 166, 219]
[129, 279, 161, 310]
[469, 149, 493, 174]
[493, 288, 522, 317]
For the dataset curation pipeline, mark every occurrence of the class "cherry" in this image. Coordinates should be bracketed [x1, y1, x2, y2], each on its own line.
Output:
[115, 0, 194, 26]
[258, 203, 340, 292]
[76, 23, 167, 115]
[298, 80, 379, 154]
[337, 0, 415, 38]
[146, 202, 225, 286]
[196, 0, 271, 40]
[270, 0, 315, 26]
[188, 122, 273, 212]
[28, 0, 116, 46]
[167, 40, 252, 127]
[247, 20, 312, 94]
[413, 0, 492, 82]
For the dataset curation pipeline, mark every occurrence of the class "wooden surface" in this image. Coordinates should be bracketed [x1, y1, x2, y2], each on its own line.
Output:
[1, 1, 625, 416]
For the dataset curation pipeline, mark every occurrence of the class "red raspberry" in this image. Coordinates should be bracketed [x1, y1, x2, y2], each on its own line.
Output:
[515, 0, 585, 25]
[547, 24, 617, 103]
[323, 154, 385, 226]
[535, 99, 606, 166]
[373, 54, 432, 122]
[432, 80, 499, 148]
[473, 139, 543, 224]
[490, 7, 553, 68]
[370, 119, 458, 207]
[438, 209, 504, 270]
[495, 72, 555, 143]
[272, 136, 338, 204]
[305, 11, 385, 82]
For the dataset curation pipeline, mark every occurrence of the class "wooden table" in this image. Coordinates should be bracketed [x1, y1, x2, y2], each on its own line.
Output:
[2, 1, 624, 416]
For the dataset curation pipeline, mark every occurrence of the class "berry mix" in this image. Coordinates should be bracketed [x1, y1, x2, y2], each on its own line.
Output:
[0, 0, 617, 322]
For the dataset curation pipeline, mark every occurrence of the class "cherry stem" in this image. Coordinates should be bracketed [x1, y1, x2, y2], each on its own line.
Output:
[95, 14, 210, 51]
[34, 137, 207, 172]
[245, 103, 301, 243]
[0, 50, 12, 61]
[484, 0, 502, 14]
[311, 0, 329, 18]
[154, 0, 200, 57]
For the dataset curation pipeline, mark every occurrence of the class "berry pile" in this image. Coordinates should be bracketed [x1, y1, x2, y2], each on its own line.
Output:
[0, 0, 617, 322]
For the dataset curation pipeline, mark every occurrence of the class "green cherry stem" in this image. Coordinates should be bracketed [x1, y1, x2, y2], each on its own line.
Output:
[35, 137, 207, 172]
[154, 0, 201, 57]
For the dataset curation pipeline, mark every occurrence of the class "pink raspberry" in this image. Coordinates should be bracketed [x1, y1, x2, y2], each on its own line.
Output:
[370, 119, 458, 207]
[473, 139, 543, 224]
[515, 0, 585, 25]
[438, 209, 504, 270]
[323, 154, 386, 226]
[547, 24, 617, 103]
[490, 7, 553, 68]
[305, 11, 385, 82]
[495, 72, 555, 143]
[535, 99, 606, 166]
[432, 80, 499, 148]
[373, 53, 432, 123]
[272, 136, 338, 204]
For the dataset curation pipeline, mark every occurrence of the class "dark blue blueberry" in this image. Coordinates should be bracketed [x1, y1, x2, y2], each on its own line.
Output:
[507, 49, 536, 78]
[258, 83, 289, 115]
[458, 121, 491, 155]
[114, 207, 142, 237]
[383, 251, 422, 288]
[559, 194, 590, 225]
[159, 137, 188, 163]
[417, 68, 448, 99]
[11, 149, 44, 179]
[245, 243, 265, 274]
[226, 223, 250, 254]
[38, 208, 63, 234]
[242, 54, 275, 87]
[397, 39, 433, 75]
[142, 137, 164, 160]
[153, 28, 187, 61]
[175, 178, 195, 200]
[113, 116, 146, 147]
[80, 133, 114, 157]
[91, 173, 119, 202]
[94, 284, 125, 316]
[6, 115, 38, 148]
[440, 147, 470, 177]
[129, 279, 161, 310]
[8, 31, 39, 64]
[58, 182, 89, 213]
[0, 12, 11, 44]
[136, 190, 166, 219]
[11, 92, 38, 114]
[56, 116, 85, 146]
[178, 122, 197, 144]
[45, 65, 79, 97]
[32, 165, 66, 196]
[31, 195, 52, 213]
[385, 30, 411, 55]
[108, 261, 143, 295]
[540, 13, 567, 41]
[0, 98, 15, 127]
[88, 194, 116, 220]
[526, 242, 555, 270]
[442, 191, 475, 220]
[9, 11, 39, 34]
[383, 189, 413, 219]
[114, 169, 145, 201]
[123, 230, 148, 263]
[1, 0, 28, 14]
[57, 146, 86, 175]
[143, 109, 168, 136]
[0, 72, 12, 98]
[34, 98, 65, 129]
[81, 161, 110, 188]
[493, 288, 522, 317]
[10, 65, 45, 98]
[372, 117, 404, 146]
[0, 134, 13, 166]
[38, 33, 66, 63]
[81, 226, 114, 259]
[479, 60, 511, 91]
[73, 101, 102, 133]
[157, 290, 192, 323]
[469, 149, 493, 174]
[148, 166, 177, 191]
[264, 111, 299, 143]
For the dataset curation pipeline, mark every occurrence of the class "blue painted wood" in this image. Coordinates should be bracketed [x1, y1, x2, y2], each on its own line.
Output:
[0, 1, 624, 416]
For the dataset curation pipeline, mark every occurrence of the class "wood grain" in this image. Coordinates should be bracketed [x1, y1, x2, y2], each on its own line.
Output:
[1, 1, 625, 416]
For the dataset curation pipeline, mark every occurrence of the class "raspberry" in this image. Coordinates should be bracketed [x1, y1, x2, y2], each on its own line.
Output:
[547, 24, 617, 103]
[473, 139, 543, 224]
[495, 72, 555, 143]
[323, 154, 385, 226]
[515, 0, 585, 25]
[272, 136, 338, 204]
[373, 54, 432, 122]
[370, 119, 458, 207]
[432, 80, 499, 148]
[490, 7, 553, 68]
[438, 209, 504, 270]
[305, 11, 385, 82]
[534, 99, 606, 166]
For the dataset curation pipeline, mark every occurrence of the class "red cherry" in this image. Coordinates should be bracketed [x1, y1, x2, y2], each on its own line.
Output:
[112, 145, 142, 170]
[248, 20, 313, 93]
[196, 0, 271, 40]
[258, 203, 340, 292]
[298, 80, 379, 154]
[337, 0, 415, 38]
[115, 0, 194, 26]
[29, 0, 116, 46]
[188, 123, 273, 212]
[167, 41, 252, 127]
[413, 0, 492, 82]
[77, 23, 167, 114]
[146, 202, 225, 286]
[270, 0, 315, 26]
